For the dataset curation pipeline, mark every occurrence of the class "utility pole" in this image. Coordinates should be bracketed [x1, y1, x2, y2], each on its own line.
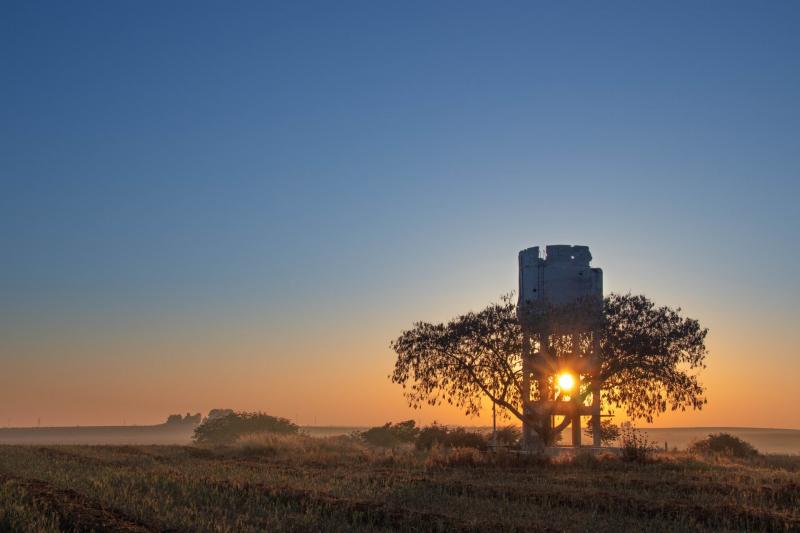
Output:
[492, 400, 497, 448]
[491, 378, 498, 448]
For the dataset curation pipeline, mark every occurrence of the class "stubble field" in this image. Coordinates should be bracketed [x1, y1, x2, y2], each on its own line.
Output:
[1, 435, 798, 532]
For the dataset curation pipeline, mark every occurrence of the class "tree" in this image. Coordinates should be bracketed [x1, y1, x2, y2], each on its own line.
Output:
[204, 408, 234, 423]
[600, 294, 707, 421]
[165, 414, 184, 425]
[184, 413, 202, 425]
[165, 413, 202, 425]
[193, 411, 298, 445]
[390, 293, 707, 448]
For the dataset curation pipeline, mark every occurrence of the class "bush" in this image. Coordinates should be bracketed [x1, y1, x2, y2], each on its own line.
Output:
[492, 425, 521, 447]
[193, 411, 298, 445]
[620, 425, 655, 463]
[360, 420, 419, 447]
[583, 419, 621, 446]
[447, 427, 487, 449]
[690, 433, 758, 458]
[416, 424, 449, 450]
[236, 432, 371, 464]
[425, 446, 483, 468]
[416, 423, 487, 450]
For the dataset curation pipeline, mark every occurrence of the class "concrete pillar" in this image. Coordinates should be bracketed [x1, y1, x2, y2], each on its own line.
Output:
[521, 334, 546, 453]
[572, 402, 581, 447]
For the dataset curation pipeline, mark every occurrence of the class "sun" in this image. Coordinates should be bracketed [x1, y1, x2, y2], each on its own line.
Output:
[557, 372, 575, 392]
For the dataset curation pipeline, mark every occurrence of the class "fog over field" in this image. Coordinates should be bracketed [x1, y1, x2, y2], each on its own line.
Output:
[1, 425, 798, 454]
[638, 428, 800, 454]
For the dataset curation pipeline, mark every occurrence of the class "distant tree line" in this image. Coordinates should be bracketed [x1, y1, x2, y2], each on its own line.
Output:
[164, 409, 239, 427]
[165, 413, 202, 425]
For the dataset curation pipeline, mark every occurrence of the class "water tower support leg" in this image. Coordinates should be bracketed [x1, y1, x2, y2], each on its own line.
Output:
[571, 411, 581, 447]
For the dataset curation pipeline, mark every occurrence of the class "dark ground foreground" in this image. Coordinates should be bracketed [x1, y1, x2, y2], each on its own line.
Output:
[1, 436, 798, 532]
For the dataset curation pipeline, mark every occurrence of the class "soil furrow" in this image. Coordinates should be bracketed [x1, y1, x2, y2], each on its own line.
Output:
[0, 472, 176, 533]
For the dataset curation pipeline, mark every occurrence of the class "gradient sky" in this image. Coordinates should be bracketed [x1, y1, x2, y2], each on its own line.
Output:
[2, 2, 799, 428]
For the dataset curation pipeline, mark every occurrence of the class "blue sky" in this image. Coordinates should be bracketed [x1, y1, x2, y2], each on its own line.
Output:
[1, 2, 799, 426]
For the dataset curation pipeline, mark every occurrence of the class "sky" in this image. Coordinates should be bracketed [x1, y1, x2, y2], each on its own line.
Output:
[1, 1, 799, 429]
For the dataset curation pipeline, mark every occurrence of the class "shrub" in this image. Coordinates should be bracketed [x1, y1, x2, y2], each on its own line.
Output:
[359, 420, 419, 447]
[690, 433, 758, 458]
[447, 427, 487, 449]
[416, 423, 487, 450]
[569, 450, 602, 467]
[236, 432, 372, 464]
[620, 425, 655, 463]
[425, 446, 483, 468]
[416, 424, 450, 450]
[193, 411, 298, 445]
[583, 419, 621, 446]
[491, 425, 521, 447]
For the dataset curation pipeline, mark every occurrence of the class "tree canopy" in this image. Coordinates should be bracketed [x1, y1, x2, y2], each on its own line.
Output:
[193, 411, 298, 445]
[390, 293, 707, 442]
[599, 294, 707, 421]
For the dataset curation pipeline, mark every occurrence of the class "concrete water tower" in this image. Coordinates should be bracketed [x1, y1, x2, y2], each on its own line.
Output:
[517, 245, 603, 448]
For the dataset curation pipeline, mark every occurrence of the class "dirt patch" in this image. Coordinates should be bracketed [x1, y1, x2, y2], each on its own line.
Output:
[35, 447, 113, 466]
[211, 479, 547, 532]
[98, 445, 153, 457]
[0, 473, 176, 532]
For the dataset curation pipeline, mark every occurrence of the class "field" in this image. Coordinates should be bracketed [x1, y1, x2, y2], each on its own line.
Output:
[1, 435, 799, 532]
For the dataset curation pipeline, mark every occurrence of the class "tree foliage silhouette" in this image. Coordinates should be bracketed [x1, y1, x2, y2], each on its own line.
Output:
[390, 293, 707, 444]
[193, 412, 298, 445]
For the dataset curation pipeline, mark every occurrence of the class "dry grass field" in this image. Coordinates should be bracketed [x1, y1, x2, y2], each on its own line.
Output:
[1, 434, 799, 532]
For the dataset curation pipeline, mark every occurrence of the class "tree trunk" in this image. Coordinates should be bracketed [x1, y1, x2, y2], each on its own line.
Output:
[522, 415, 546, 453]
